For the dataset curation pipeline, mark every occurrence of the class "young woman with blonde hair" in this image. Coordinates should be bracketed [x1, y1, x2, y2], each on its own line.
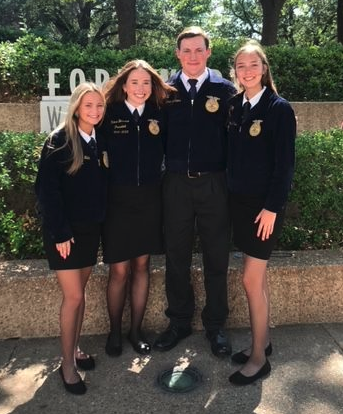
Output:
[35, 82, 108, 394]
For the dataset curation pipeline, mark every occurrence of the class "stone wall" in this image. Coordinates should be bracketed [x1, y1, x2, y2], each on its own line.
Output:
[291, 102, 343, 132]
[0, 251, 342, 339]
[0, 102, 342, 133]
[0, 103, 40, 133]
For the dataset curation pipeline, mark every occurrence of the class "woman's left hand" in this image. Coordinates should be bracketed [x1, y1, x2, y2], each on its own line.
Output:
[55, 237, 75, 259]
[255, 209, 277, 241]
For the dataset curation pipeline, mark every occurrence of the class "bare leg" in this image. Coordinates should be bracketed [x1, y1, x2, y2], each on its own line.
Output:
[239, 255, 270, 376]
[128, 255, 150, 343]
[107, 261, 130, 342]
[57, 269, 86, 383]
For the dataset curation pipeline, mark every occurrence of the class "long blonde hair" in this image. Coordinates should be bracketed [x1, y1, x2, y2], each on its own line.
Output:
[49, 82, 105, 175]
[230, 40, 277, 94]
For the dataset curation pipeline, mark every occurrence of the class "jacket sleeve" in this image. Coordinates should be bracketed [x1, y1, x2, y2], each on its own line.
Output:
[264, 99, 296, 212]
[35, 135, 73, 243]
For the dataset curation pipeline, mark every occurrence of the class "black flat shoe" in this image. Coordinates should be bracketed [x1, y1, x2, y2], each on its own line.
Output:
[58, 366, 87, 395]
[229, 360, 271, 386]
[128, 334, 151, 355]
[206, 328, 232, 358]
[153, 324, 192, 352]
[75, 354, 95, 371]
[105, 332, 122, 357]
[231, 343, 272, 364]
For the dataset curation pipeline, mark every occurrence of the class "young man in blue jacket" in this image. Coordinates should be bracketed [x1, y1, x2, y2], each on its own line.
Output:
[154, 26, 236, 357]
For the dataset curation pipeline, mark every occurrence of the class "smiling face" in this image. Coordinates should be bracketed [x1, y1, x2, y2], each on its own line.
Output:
[123, 67, 152, 107]
[176, 35, 211, 78]
[77, 91, 105, 134]
[235, 51, 266, 98]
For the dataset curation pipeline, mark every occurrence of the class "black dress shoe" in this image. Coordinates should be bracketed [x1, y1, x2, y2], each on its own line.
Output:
[206, 328, 232, 358]
[128, 334, 151, 355]
[75, 354, 95, 371]
[105, 332, 122, 357]
[229, 359, 271, 386]
[153, 324, 192, 352]
[58, 366, 87, 395]
[231, 343, 272, 364]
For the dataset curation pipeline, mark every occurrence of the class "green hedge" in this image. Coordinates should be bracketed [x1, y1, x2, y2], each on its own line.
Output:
[1, 35, 343, 101]
[279, 129, 343, 250]
[0, 131, 45, 259]
[0, 129, 342, 259]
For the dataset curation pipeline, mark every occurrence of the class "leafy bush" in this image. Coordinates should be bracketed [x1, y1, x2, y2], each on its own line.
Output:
[267, 43, 343, 101]
[0, 130, 342, 259]
[1, 35, 343, 101]
[0, 131, 46, 259]
[280, 128, 343, 250]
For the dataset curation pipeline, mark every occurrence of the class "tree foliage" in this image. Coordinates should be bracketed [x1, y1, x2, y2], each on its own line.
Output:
[279, 0, 337, 46]
[337, 0, 343, 42]
[23, 0, 115, 46]
[0, 0, 342, 47]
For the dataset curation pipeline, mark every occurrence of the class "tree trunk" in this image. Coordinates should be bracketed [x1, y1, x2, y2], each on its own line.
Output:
[259, 0, 287, 45]
[114, 0, 136, 49]
[338, 0, 343, 44]
[78, 1, 92, 32]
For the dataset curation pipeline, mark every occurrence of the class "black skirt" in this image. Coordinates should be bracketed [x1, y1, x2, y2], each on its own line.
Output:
[43, 222, 101, 270]
[229, 192, 285, 260]
[102, 184, 163, 263]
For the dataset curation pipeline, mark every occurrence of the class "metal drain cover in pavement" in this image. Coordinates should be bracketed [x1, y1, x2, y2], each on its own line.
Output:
[157, 367, 202, 393]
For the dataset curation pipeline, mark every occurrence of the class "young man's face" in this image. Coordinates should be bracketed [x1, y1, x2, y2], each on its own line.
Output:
[176, 35, 211, 78]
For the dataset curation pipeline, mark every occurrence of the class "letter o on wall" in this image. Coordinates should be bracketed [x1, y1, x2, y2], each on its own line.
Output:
[69, 69, 86, 93]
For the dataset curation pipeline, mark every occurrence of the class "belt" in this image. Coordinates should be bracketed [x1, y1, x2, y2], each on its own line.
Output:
[187, 171, 210, 178]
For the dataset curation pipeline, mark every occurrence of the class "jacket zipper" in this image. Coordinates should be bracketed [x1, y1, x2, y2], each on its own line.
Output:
[187, 99, 194, 175]
[137, 125, 140, 186]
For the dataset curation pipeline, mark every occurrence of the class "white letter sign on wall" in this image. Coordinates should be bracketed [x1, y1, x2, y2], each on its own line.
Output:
[40, 96, 69, 133]
[40, 68, 222, 132]
[47, 68, 61, 96]
[95, 69, 110, 85]
[69, 69, 86, 92]
[41, 68, 111, 132]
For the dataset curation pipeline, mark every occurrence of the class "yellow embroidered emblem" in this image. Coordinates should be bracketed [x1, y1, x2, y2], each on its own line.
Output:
[249, 120, 263, 137]
[205, 96, 220, 113]
[148, 119, 160, 135]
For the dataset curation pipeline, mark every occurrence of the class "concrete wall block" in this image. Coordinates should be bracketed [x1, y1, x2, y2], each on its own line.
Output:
[0, 251, 343, 339]
[1, 102, 343, 133]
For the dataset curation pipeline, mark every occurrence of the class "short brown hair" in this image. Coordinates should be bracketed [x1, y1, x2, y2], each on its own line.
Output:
[176, 26, 210, 50]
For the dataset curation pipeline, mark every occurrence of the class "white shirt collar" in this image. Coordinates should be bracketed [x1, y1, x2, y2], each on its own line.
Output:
[125, 101, 145, 116]
[181, 69, 208, 92]
[243, 86, 266, 108]
[78, 127, 96, 143]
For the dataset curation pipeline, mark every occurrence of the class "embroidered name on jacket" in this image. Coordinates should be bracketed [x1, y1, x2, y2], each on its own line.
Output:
[111, 119, 129, 134]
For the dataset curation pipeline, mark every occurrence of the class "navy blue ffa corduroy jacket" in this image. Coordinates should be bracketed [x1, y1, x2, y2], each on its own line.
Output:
[163, 69, 236, 173]
[35, 128, 108, 242]
[227, 88, 296, 213]
[98, 101, 164, 186]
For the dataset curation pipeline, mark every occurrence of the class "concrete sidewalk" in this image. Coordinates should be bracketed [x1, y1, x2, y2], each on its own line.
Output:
[1, 324, 343, 414]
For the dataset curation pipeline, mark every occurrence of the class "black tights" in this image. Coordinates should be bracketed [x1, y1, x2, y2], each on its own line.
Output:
[107, 255, 150, 343]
